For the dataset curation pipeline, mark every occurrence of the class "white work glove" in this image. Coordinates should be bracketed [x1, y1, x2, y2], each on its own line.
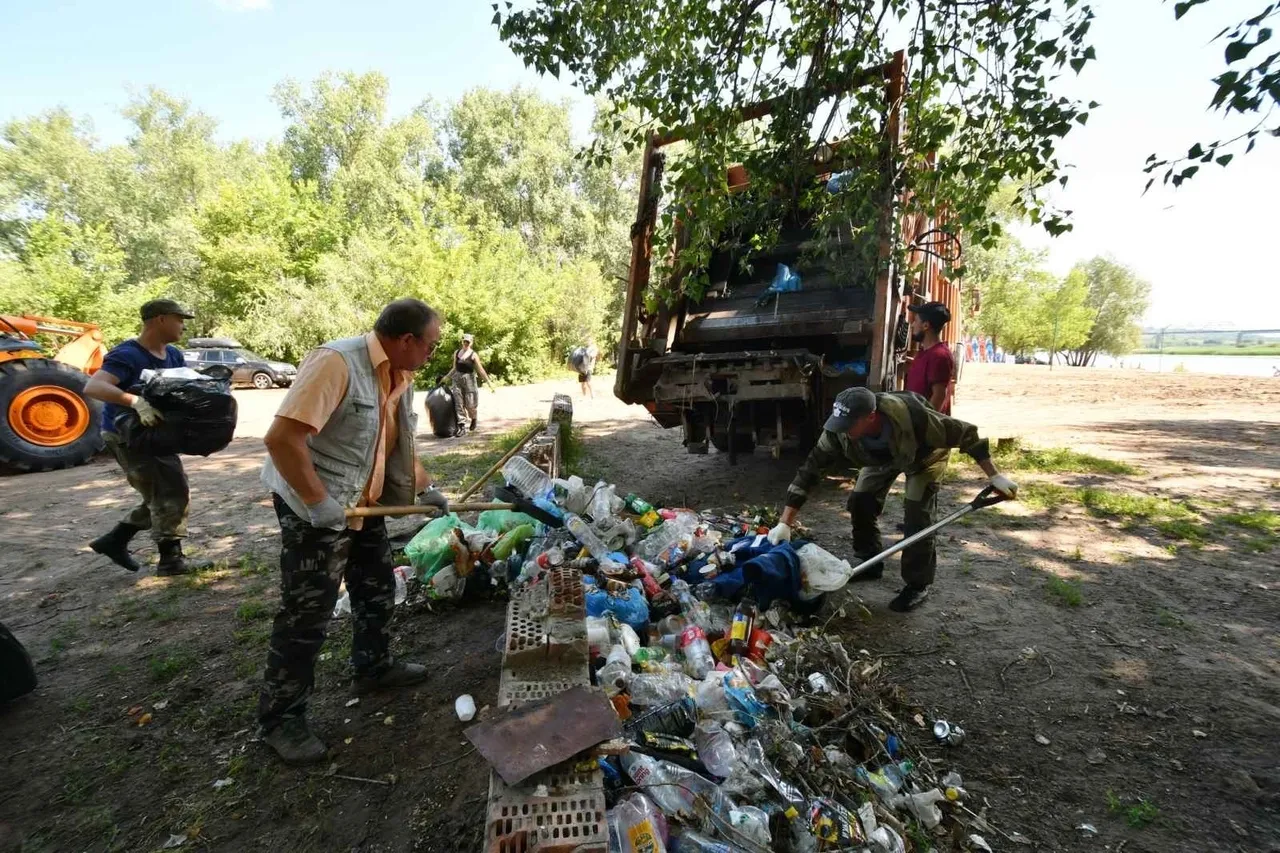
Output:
[767, 522, 792, 545]
[306, 495, 348, 531]
[417, 487, 449, 515]
[130, 396, 163, 427]
[990, 473, 1019, 499]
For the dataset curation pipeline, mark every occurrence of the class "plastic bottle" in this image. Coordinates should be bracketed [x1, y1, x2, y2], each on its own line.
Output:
[855, 760, 914, 801]
[618, 623, 642, 658]
[669, 829, 732, 852]
[492, 524, 535, 559]
[629, 556, 665, 597]
[670, 580, 713, 631]
[566, 514, 623, 568]
[502, 456, 553, 499]
[614, 793, 668, 853]
[693, 721, 736, 778]
[455, 694, 476, 722]
[632, 646, 669, 668]
[598, 644, 633, 696]
[676, 625, 715, 679]
[627, 672, 694, 707]
[332, 589, 351, 617]
[742, 738, 806, 819]
[728, 806, 772, 846]
[625, 494, 656, 515]
[620, 753, 693, 817]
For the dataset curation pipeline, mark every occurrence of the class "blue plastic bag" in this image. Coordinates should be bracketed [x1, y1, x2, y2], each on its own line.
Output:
[584, 582, 650, 632]
[724, 673, 772, 728]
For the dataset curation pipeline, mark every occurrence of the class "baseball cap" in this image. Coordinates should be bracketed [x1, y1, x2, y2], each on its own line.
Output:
[908, 300, 951, 329]
[140, 299, 195, 321]
[824, 387, 877, 433]
[461, 333, 474, 343]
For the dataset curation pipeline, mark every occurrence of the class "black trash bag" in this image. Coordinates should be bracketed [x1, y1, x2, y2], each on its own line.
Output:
[425, 383, 459, 438]
[0, 621, 37, 702]
[116, 366, 238, 456]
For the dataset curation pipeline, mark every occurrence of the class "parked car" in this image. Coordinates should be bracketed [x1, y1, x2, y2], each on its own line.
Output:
[183, 338, 297, 389]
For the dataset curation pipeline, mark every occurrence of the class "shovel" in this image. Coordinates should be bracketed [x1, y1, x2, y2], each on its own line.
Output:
[846, 486, 1010, 581]
[345, 501, 514, 519]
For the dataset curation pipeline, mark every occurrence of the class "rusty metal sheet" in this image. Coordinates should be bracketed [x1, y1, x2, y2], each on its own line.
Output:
[466, 686, 620, 786]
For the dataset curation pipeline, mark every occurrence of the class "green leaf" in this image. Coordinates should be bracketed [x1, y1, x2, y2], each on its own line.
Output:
[1216, 153, 1234, 166]
[1187, 143, 1204, 159]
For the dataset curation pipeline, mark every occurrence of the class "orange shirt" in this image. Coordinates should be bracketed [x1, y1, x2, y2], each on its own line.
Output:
[275, 333, 413, 529]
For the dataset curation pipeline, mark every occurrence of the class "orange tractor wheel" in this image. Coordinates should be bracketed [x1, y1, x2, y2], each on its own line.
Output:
[0, 359, 104, 473]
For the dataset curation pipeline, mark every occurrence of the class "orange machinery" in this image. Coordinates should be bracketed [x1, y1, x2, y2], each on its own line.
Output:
[0, 314, 108, 473]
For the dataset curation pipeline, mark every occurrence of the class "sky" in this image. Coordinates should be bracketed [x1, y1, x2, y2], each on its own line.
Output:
[1, 0, 1276, 328]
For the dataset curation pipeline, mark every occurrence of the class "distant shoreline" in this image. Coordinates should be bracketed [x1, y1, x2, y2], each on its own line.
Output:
[1133, 345, 1280, 356]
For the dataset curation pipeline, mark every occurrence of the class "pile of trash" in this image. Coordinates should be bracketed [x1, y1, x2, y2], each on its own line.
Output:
[407, 457, 1002, 852]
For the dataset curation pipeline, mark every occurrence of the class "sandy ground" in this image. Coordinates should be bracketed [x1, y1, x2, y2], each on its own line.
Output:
[1, 364, 1277, 852]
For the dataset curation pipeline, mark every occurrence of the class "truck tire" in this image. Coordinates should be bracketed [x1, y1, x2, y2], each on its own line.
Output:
[0, 621, 37, 701]
[710, 429, 755, 455]
[0, 359, 104, 473]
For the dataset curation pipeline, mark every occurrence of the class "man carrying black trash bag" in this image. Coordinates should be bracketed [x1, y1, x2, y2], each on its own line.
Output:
[767, 387, 1017, 612]
[84, 299, 214, 577]
[257, 298, 449, 765]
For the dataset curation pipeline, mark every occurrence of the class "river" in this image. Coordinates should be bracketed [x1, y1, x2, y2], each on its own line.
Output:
[1088, 353, 1279, 377]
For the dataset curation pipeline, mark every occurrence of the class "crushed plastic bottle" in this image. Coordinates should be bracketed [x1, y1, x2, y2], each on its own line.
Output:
[567, 514, 624, 569]
[668, 829, 731, 852]
[670, 580, 713, 631]
[693, 720, 736, 778]
[620, 753, 694, 818]
[742, 739, 806, 819]
[614, 792, 668, 853]
[728, 805, 772, 846]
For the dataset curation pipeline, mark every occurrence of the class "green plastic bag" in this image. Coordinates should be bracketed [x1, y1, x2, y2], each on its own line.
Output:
[476, 510, 541, 535]
[492, 523, 536, 560]
[405, 514, 473, 580]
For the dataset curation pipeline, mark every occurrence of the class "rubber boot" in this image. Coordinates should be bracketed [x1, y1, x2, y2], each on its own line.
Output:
[261, 717, 328, 766]
[90, 523, 143, 572]
[156, 540, 212, 576]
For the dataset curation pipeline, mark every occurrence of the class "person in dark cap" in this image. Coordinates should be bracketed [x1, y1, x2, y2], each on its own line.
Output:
[84, 299, 212, 576]
[904, 300, 956, 414]
[767, 386, 1017, 611]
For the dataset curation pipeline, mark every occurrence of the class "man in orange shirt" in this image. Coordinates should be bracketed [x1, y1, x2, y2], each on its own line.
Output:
[258, 299, 447, 765]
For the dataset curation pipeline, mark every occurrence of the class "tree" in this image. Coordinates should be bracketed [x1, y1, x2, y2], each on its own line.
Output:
[961, 233, 1054, 356]
[497, 0, 1098, 302]
[1039, 268, 1094, 365]
[1063, 256, 1151, 366]
[1148, 1, 1279, 188]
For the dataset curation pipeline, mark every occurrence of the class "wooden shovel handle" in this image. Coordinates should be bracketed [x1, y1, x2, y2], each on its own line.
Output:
[344, 501, 515, 518]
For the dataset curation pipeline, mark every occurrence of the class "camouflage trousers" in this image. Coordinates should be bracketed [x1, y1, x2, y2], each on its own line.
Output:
[847, 451, 949, 588]
[258, 495, 395, 731]
[102, 431, 190, 542]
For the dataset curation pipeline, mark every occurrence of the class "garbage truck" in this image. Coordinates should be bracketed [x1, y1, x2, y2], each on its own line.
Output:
[613, 52, 964, 462]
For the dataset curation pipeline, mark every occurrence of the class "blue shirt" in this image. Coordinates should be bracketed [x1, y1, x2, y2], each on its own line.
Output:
[99, 339, 185, 433]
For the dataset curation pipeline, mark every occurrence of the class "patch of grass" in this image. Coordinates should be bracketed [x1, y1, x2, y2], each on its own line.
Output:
[148, 649, 198, 683]
[1220, 509, 1280, 533]
[65, 696, 94, 716]
[233, 624, 271, 648]
[1077, 488, 1209, 542]
[1018, 482, 1076, 511]
[1106, 789, 1160, 828]
[1243, 535, 1276, 553]
[989, 439, 1138, 475]
[235, 600, 272, 622]
[48, 620, 82, 657]
[1045, 576, 1083, 607]
[1068, 545, 1084, 562]
[237, 555, 273, 577]
[147, 602, 182, 624]
[1157, 608, 1189, 629]
[108, 663, 128, 678]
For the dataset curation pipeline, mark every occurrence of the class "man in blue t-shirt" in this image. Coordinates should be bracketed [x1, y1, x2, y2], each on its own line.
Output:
[84, 299, 211, 576]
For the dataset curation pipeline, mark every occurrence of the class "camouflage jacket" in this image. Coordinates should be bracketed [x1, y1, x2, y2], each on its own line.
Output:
[785, 391, 991, 509]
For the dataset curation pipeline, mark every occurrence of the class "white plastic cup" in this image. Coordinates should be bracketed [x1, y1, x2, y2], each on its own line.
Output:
[455, 694, 476, 722]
